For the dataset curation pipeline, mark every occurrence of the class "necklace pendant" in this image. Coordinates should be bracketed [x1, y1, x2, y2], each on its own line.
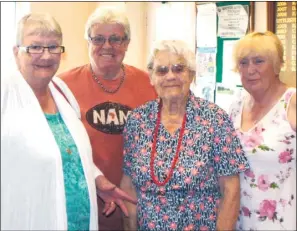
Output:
[66, 148, 72, 154]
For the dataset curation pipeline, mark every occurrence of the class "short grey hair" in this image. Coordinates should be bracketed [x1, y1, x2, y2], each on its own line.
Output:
[147, 40, 196, 77]
[84, 6, 131, 40]
[16, 13, 62, 46]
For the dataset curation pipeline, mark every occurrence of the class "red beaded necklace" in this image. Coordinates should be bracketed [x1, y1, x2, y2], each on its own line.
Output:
[150, 101, 187, 186]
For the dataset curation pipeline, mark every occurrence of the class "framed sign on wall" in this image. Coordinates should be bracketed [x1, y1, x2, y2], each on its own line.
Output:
[267, 1, 296, 87]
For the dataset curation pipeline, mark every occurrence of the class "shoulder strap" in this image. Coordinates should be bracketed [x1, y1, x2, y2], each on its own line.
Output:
[51, 80, 70, 104]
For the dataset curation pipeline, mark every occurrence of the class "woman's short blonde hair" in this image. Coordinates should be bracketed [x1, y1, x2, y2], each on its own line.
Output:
[16, 13, 62, 46]
[84, 6, 130, 40]
[147, 40, 196, 78]
[233, 31, 284, 74]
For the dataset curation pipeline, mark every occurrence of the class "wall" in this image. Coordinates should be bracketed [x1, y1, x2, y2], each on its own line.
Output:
[145, 2, 196, 64]
[254, 2, 267, 32]
[31, 2, 97, 74]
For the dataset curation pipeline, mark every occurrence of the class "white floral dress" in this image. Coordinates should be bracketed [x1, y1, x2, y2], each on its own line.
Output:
[229, 88, 296, 231]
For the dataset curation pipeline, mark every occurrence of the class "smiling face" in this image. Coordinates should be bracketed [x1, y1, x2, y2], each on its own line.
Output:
[14, 28, 62, 85]
[150, 51, 193, 101]
[88, 23, 129, 73]
[238, 53, 277, 94]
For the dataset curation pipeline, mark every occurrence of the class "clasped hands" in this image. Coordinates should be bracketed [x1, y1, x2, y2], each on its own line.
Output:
[95, 175, 137, 217]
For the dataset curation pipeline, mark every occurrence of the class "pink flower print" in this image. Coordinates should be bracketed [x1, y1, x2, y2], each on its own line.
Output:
[187, 150, 195, 156]
[178, 166, 185, 173]
[242, 206, 251, 217]
[195, 213, 201, 220]
[259, 200, 277, 220]
[278, 150, 293, 163]
[159, 187, 166, 194]
[184, 129, 190, 134]
[157, 160, 164, 166]
[191, 168, 198, 176]
[202, 145, 209, 151]
[236, 147, 242, 154]
[166, 148, 172, 154]
[148, 221, 155, 229]
[194, 133, 201, 139]
[172, 184, 180, 190]
[196, 161, 204, 167]
[209, 127, 214, 133]
[230, 159, 236, 165]
[140, 166, 148, 173]
[134, 135, 139, 141]
[214, 155, 220, 162]
[226, 136, 232, 143]
[146, 129, 152, 136]
[160, 197, 167, 204]
[244, 169, 255, 178]
[163, 214, 169, 221]
[160, 136, 166, 141]
[257, 175, 270, 191]
[202, 120, 209, 126]
[209, 214, 215, 220]
[238, 164, 246, 170]
[179, 205, 186, 212]
[155, 205, 161, 213]
[200, 203, 205, 211]
[214, 136, 220, 144]
[187, 224, 194, 230]
[218, 118, 224, 125]
[242, 129, 264, 148]
[140, 123, 145, 129]
[186, 139, 194, 146]
[189, 202, 196, 210]
[200, 226, 208, 231]
[195, 116, 201, 122]
[170, 222, 177, 230]
[185, 177, 192, 184]
[141, 148, 147, 154]
[222, 146, 229, 153]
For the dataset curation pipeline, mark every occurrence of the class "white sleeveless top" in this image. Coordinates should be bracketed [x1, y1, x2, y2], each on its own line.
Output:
[229, 88, 296, 231]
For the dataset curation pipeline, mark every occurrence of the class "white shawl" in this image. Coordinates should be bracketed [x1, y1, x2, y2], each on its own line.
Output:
[1, 71, 101, 230]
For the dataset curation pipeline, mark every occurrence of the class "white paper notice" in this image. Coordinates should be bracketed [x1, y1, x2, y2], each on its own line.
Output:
[222, 40, 242, 86]
[217, 4, 249, 38]
[196, 3, 217, 47]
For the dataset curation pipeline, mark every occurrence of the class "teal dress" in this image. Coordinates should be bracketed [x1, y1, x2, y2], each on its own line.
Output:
[45, 112, 90, 231]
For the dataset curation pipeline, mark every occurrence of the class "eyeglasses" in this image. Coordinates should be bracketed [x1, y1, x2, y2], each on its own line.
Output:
[88, 35, 128, 47]
[153, 64, 187, 76]
[18, 45, 65, 54]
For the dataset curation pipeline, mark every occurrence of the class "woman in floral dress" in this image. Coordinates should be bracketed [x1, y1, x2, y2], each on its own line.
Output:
[229, 31, 296, 230]
[120, 40, 250, 231]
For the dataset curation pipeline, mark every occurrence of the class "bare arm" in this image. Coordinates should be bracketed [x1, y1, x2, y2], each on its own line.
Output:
[216, 174, 240, 231]
[120, 174, 137, 231]
[287, 92, 296, 131]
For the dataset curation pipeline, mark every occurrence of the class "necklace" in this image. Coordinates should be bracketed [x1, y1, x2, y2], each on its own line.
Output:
[150, 101, 187, 186]
[90, 65, 125, 94]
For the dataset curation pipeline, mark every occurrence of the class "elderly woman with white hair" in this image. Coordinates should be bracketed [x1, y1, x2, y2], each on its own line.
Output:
[120, 40, 250, 231]
[1, 13, 136, 231]
[229, 31, 296, 230]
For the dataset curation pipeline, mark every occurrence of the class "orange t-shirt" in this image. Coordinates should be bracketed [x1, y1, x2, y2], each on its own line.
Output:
[59, 64, 156, 230]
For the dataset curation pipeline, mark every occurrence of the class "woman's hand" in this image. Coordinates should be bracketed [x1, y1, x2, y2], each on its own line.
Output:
[95, 175, 137, 217]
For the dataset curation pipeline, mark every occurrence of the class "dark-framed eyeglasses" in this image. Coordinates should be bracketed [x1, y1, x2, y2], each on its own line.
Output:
[88, 35, 128, 47]
[18, 45, 65, 54]
[153, 64, 187, 76]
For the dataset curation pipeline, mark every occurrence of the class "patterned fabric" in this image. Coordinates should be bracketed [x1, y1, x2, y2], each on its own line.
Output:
[229, 88, 296, 231]
[45, 113, 90, 231]
[123, 91, 250, 231]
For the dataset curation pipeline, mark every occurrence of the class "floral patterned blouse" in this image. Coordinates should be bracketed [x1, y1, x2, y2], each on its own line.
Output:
[229, 88, 296, 231]
[123, 92, 250, 231]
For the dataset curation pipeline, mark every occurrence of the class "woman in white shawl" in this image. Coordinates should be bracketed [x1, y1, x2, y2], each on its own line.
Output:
[1, 13, 136, 230]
